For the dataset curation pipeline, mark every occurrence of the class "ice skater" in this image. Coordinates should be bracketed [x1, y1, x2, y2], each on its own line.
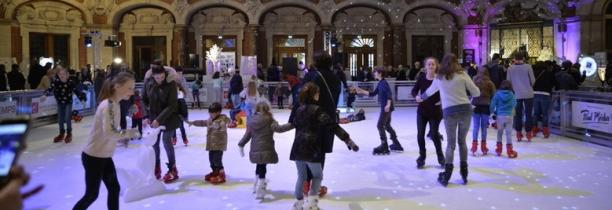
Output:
[238, 101, 292, 200]
[355, 67, 403, 155]
[417, 53, 480, 186]
[490, 80, 518, 158]
[411, 57, 445, 168]
[41, 66, 86, 143]
[188, 102, 231, 184]
[284, 82, 358, 210]
[131, 90, 144, 140]
[73, 72, 139, 210]
[470, 67, 496, 156]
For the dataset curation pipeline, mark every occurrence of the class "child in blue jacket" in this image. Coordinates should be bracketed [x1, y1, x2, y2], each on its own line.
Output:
[490, 80, 518, 158]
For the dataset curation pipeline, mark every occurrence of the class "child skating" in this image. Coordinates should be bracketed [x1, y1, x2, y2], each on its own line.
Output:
[238, 101, 292, 200]
[355, 67, 403, 155]
[471, 67, 496, 156]
[490, 80, 519, 158]
[188, 102, 231, 184]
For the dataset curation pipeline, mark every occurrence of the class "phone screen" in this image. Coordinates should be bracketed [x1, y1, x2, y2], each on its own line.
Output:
[0, 123, 27, 177]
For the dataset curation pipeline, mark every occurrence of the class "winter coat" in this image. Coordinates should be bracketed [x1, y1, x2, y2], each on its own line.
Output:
[490, 90, 516, 116]
[555, 71, 578, 90]
[43, 77, 86, 104]
[471, 79, 496, 106]
[192, 115, 230, 151]
[238, 113, 291, 164]
[287, 104, 350, 162]
[486, 62, 506, 89]
[533, 68, 557, 94]
[7, 70, 26, 90]
[0, 69, 7, 91]
[132, 96, 144, 119]
[230, 74, 244, 94]
[143, 73, 181, 130]
[294, 68, 341, 153]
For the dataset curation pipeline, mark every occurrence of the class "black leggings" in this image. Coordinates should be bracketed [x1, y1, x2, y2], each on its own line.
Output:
[73, 153, 120, 210]
[417, 113, 444, 158]
[256, 164, 267, 179]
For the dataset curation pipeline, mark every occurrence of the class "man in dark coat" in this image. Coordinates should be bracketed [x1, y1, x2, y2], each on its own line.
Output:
[7, 64, 26, 90]
[487, 53, 506, 89]
[289, 53, 344, 197]
[0, 64, 7, 91]
[229, 71, 243, 106]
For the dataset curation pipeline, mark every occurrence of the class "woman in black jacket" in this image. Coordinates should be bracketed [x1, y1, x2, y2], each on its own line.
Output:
[283, 82, 358, 209]
[143, 65, 181, 183]
[7, 64, 26, 90]
[0, 64, 7, 91]
[411, 57, 445, 168]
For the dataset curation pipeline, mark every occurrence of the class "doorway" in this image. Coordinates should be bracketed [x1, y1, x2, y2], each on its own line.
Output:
[344, 35, 376, 77]
[29, 33, 70, 67]
[273, 35, 307, 66]
[132, 36, 166, 81]
[412, 35, 444, 64]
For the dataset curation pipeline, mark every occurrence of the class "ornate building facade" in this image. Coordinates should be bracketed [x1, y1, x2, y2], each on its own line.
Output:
[1, 0, 610, 77]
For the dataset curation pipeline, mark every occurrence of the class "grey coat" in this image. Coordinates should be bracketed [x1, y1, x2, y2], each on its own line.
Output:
[192, 114, 230, 151]
[238, 113, 291, 164]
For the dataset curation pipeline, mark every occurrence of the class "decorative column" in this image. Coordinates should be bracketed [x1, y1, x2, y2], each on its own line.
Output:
[256, 26, 267, 67]
[462, 24, 488, 66]
[391, 24, 406, 66]
[243, 24, 258, 56]
[172, 24, 187, 66]
[314, 24, 332, 56]
[383, 26, 393, 66]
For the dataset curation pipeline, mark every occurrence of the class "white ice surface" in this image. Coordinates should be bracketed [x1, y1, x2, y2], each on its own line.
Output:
[19, 107, 612, 210]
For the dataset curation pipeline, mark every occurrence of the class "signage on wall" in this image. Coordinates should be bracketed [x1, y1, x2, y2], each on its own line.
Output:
[463, 49, 475, 65]
[571, 101, 612, 134]
[0, 101, 17, 118]
[240, 56, 257, 77]
[31, 96, 58, 118]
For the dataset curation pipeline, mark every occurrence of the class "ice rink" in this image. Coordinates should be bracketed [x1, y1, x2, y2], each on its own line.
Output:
[20, 107, 612, 210]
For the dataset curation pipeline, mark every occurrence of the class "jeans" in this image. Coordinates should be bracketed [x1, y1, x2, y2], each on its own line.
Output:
[533, 94, 551, 128]
[231, 94, 241, 106]
[514, 98, 533, 133]
[209, 150, 224, 170]
[295, 161, 323, 200]
[291, 87, 299, 107]
[377, 111, 399, 144]
[174, 122, 187, 140]
[73, 153, 120, 210]
[153, 129, 176, 169]
[472, 113, 489, 141]
[57, 102, 72, 133]
[497, 115, 514, 144]
[416, 113, 443, 158]
[443, 109, 472, 164]
[256, 164, 267, 179]
[192, 90, 201, 109]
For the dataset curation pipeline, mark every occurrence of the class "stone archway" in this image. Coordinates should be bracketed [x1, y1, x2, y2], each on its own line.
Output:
[13, 0, 87, 72]
[403, 6, 459, 66]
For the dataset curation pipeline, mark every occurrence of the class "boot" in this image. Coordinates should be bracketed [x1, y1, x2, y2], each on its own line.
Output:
[252, 176, 259, 194]
[292, 200, 304, 210]
[495, 142, 503, 156]
[162, 164, 179, 183]
[460, 161, 468, 185]
[204, 170, 218, 182]
[154, 163, 161, 180]
[480, 140, 489, 155]
[64, 133, 72, 143]
[543, 127, 550, 138]
[470, 140, 478, 155]
[416, 153, 426, 169]
[516, 132, 524, 142]
[436, 152, 445, 168]
[372, 141, 390, 155]
[531, 127, 540, 137]
[318, 186, 328, 198]
[437, 164, 454, 187]
[182, 137, 189, 146]
[255, 179, 267, 200]
[526, 131, 533, 142]
[171, 137, 177, 146]
[506, 144, 518, 159]
[53, 132, 65, 143]
[389, 142, 404, 152]
[304, 196, 320, 210]
[210, 170, 226, 184]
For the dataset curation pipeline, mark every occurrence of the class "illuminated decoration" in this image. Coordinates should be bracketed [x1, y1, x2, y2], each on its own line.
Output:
[283, 38, 305, 47]
[578, 56, 597, 77]
[537, 46, 554, 61]
[113, 58, 123, 64]
[206, 44, 223, 73]
[597, 67, 606, 84]
[350, 37, 374, 48]
[39, 57, 54, 68]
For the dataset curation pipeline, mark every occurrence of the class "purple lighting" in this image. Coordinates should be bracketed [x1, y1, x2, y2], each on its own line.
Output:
[555, 19, 581, 62]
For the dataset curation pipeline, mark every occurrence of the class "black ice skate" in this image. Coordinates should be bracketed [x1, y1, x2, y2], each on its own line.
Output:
[372, 143, 390, 155]
[389, 143, 404, 153]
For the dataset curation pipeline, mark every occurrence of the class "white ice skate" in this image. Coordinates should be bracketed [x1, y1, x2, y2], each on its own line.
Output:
[252, 177, 258, 194]
[255, 179, 267, 200]
[304, 196, 319, 210]
[292, 200, 304, 210]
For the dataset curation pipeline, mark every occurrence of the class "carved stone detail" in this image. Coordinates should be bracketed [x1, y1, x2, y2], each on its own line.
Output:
[86, 0, 114, 16]
[16, 2, 84, 27]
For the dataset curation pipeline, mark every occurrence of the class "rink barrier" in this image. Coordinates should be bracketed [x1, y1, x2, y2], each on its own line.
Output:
[550, 90, 612, 148]
[134, 80, 419, 109]
[0, 85, 97, 127]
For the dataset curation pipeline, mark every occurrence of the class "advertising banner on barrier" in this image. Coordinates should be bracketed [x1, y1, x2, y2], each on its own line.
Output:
[31, 96, 57, 118]
[0, 101, 17, 118]
[571, 101, 612, 134]
[72, 91, 92, 111]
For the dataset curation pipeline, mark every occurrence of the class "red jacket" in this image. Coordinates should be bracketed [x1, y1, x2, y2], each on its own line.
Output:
[285, 74, 301, 89]
[132, 96, 144, 119]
